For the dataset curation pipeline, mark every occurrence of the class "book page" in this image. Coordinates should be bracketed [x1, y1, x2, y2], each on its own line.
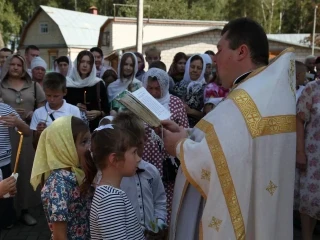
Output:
[119, 94, 161, 127]
[132, 88, 171, 121]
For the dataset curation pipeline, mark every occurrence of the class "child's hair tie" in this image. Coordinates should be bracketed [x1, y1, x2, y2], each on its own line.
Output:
[94, 124, 114, 132]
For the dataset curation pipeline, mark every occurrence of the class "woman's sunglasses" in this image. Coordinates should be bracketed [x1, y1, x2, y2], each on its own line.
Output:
[15, 91, 22, 104]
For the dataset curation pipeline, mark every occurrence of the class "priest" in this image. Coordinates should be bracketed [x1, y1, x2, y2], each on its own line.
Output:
[163, 18, 296, 240]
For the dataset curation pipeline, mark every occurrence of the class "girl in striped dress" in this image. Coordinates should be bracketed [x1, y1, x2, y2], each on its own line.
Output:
[85, 124, 145, 239]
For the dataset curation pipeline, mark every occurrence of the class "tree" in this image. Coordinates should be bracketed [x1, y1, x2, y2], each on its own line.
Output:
[0, 0, 21, 46]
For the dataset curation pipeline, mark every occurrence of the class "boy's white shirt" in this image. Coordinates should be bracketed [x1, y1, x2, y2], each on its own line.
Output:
[30, 100, 81, 130]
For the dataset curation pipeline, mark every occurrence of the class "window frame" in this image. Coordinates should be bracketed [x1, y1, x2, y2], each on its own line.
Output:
[39, 22, 49, 34]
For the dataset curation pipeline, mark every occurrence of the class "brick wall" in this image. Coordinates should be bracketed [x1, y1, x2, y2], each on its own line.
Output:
[126, 30, 221, 69]
[124, 33, 320, 69]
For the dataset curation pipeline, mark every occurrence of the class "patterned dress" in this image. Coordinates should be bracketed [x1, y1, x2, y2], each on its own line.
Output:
[110, 81, 142, 112]
[174, 80, 205, 128]
[41, 169, 93, 239]
[295, 81, 320, 219]
[142, 95, 189, 223]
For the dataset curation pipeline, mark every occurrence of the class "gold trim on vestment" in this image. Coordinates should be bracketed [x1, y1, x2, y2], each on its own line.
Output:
[197, 119, 246, 239]
[230, 48, 295, 91]
[179, 139, 207, 200]
[199, 220, 203, 240]
[172, 178, 189, 240]
[196, 119, 212, 133]
[228, 89, 296, 138]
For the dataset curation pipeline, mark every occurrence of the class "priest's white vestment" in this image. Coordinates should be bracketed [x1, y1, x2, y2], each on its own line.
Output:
[170, 49, 297, 240]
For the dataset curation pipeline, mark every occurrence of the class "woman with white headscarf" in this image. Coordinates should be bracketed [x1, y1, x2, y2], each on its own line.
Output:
[173, 54, 206, 127]
[142, 68, 189, 223]
[201, 53, 213, 83]
[107, 52, 142, 113]
[65, 50, 109, 132]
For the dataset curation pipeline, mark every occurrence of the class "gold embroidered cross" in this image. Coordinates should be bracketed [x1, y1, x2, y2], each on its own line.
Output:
[235, 95, 248, 103]
[247, 113, 260, 123]
[208, 216, 222, 232]
[201, 169, 211, 181]
[266, 181, 278, 196]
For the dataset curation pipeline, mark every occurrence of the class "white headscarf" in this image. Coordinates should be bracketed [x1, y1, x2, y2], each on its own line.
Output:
[107, 52, 140, 102]
[55, 56, 73, 77]
[31, 56, 47, 70]
[201, 53, 213, 65]
[143, 68, 171, 110]
[67, 51, 102, 88]
[182, 54, 206, 93]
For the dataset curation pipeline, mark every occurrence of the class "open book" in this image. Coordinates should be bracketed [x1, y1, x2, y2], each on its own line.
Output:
[117, 87, 171, 127]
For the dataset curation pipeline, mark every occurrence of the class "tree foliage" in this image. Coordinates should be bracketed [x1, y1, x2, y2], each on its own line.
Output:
[1, 0, 319, 47]
[0, 0, 21, 47]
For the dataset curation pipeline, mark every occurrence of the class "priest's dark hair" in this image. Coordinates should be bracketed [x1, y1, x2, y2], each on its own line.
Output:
[221, 18, 269, 66]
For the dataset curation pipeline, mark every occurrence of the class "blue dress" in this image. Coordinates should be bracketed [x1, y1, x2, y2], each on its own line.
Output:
[41, 169, 93, 240]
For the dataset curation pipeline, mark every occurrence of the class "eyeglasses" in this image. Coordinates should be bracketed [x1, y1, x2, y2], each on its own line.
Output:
[15, 91, 22, 104]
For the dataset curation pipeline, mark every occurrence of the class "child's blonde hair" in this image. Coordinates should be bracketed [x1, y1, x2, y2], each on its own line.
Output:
[145, 46, 161, 57]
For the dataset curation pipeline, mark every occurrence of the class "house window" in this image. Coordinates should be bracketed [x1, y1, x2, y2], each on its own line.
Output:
[102, 31, 110, 47]
[40, 23, 48, 34]
[48, 49, 58, 70]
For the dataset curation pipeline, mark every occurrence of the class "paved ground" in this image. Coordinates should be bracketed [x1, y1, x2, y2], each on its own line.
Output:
[0, 205, 50, 240]
[0, 205, 320, 240]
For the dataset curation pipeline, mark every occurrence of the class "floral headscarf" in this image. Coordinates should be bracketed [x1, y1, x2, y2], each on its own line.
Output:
[143, 68, 170, 110]
[30, 116, 85, 190]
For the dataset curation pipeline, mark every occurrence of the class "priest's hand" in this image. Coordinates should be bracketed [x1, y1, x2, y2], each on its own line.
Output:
[163, 127, 188, 156]
[296, 151, 307, 171]
[160, 120, 180, 132]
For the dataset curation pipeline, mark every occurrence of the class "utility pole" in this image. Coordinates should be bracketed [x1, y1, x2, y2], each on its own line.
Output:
[75, 0, 77, 11]
[105, 0, 107, 15]
[136, 0, 143, 53]
[312, 5, 318, 55]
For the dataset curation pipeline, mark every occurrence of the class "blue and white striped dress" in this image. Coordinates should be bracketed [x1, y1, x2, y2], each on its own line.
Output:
[90, 185, 145, 240]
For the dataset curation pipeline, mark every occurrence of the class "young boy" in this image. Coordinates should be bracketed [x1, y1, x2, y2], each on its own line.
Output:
[145, 46, 161, 68]
[0, 103, 31, 229]
[296, 60, 307, 102]
[30, 72, 81, 148]
[98, 112, 168, 237]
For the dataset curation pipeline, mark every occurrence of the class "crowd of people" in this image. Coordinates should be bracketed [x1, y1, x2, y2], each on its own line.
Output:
[0, 16, 318, 240]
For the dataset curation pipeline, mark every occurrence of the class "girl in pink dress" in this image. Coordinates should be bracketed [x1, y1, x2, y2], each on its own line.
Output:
[142, 68, 189, 223]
